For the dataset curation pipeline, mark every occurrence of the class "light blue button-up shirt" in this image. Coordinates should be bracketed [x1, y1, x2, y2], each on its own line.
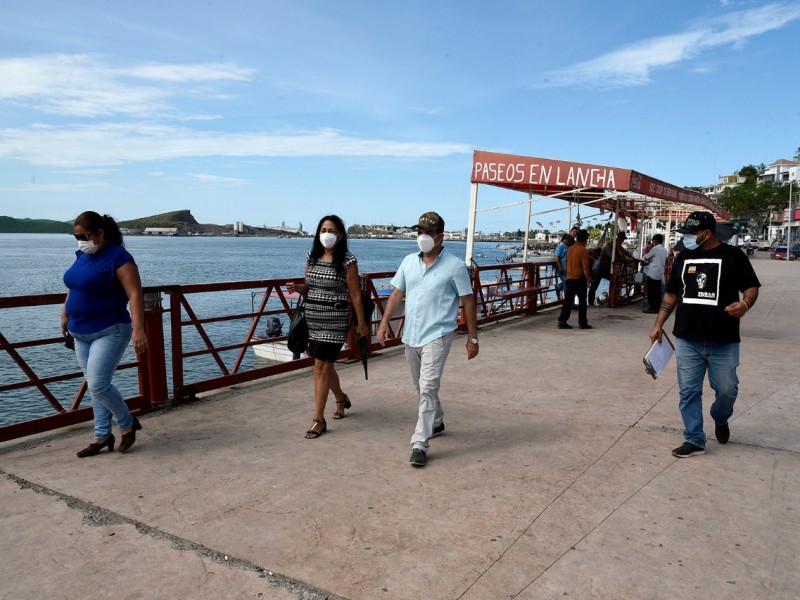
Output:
[390, 247, 473, 348]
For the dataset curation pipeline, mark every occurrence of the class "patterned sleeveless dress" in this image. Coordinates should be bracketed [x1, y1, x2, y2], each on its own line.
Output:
[304, 251, 357, 344]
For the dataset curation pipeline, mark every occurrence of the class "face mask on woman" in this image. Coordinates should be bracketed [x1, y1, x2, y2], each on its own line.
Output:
[319, 232, 338, 249]
[78, 240, 99, 254]
[417, 234, 436, 254]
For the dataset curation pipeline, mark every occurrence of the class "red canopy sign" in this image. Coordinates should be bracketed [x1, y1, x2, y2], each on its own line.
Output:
[471, 150, 731, 220]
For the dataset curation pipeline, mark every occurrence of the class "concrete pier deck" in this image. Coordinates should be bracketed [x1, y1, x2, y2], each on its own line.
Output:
[2, 254, 798, 600]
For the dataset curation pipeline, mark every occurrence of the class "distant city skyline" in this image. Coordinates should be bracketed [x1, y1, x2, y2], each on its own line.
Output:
[2, 1, 799, 232]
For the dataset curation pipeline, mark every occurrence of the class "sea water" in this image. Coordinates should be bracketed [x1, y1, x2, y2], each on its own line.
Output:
[0, 234, 530, 426]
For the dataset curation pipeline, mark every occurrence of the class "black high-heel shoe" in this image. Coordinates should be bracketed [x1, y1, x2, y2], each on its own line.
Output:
[332, 394, 352, 419]
[76, 434, 115, 458]
[304, 419, 327, 439]
[118, 416, 142, 453]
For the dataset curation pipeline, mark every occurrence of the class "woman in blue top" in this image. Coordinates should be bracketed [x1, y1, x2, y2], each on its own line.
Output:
[62, 211, 147, 457]
[285, 215, 369, 439]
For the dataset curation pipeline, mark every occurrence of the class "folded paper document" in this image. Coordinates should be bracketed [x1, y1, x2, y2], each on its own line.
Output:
[643, 334, 675, 380]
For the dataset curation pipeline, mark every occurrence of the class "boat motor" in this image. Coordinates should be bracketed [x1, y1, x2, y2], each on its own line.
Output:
[265, 317, 283, 338]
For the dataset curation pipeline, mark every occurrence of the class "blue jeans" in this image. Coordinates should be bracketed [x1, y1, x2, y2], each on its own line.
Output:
[71, 322, 134, 439]
[675, 337, 740, 448]
[405, 333, 454, 452]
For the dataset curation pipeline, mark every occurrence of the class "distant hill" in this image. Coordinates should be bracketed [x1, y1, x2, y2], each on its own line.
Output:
[119, 209, 299, 236]
[0, 216, 72, 233]
[118, 209, 201, 232]
[0, 210, 303, 237]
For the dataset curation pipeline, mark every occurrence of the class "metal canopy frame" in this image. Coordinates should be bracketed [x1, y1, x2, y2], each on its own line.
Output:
[465, 150, 731, 264]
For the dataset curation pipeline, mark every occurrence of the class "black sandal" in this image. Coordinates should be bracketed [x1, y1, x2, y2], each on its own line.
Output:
[305, 419, 327, 439]
[332, 394, 351, 419]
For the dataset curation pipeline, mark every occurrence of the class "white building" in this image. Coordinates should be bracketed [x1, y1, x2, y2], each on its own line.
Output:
[760, 159, 800, 243]
[702, 173, 746, 200]
[760, 158, 800, 185]
[143, 227, 178, 236]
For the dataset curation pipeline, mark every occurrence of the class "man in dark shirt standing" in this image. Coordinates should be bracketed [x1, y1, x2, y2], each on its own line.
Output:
[588, 231, 637, 305]
[649, 212, 760, 458]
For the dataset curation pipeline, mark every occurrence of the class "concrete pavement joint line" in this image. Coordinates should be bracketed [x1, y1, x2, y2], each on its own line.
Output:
[1, 471, 349, 600]
[455, 386, 675, 600]
[512, 459, 676, 599]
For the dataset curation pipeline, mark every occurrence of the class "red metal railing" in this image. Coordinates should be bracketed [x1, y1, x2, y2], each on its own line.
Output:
[166, 272, 406, 401]
[607, 256, 673, 308]
[472, 260, 561, 322]
[0, 264, 562, 442]
[0, 293, 146, 442]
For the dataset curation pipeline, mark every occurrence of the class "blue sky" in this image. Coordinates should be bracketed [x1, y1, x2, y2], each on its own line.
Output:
[1, 0, 799, 233]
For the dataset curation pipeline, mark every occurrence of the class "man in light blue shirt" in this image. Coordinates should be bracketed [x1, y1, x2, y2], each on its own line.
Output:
[377, 211, 479, 468]
[554, 231, 574, 298]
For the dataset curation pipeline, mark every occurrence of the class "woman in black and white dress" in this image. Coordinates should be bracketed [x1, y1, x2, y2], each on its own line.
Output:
[286, 215, 369, 438]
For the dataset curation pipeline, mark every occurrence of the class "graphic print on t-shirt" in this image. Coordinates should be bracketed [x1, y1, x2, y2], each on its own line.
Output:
[681, 258, 721, 306]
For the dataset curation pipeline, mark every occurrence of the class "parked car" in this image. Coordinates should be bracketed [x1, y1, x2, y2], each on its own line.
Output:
[757, 240, 772, 251]
[771, 246, 797, 260]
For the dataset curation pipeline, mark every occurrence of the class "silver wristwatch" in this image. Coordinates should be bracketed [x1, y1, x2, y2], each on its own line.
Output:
[468, 337, 479, 345]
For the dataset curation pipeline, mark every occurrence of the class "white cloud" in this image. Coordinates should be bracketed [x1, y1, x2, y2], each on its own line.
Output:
[0, 180, 112, 193]
[537, 3, 800, 89]
[0, 53, 469, 169]
[121, 63, 253, 83]
[0, 54, 252, 117]
[187, 173, 248, 185]
[0, 123, 472, 167]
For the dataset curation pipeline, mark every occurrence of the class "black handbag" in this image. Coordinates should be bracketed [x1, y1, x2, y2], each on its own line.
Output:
[286, 298, 308, 354]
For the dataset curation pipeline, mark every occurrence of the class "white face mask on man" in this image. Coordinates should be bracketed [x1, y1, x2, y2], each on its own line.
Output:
[417, 234, 437, 254]
[78, 240, 99, 254]
[319, 232, 338, 249]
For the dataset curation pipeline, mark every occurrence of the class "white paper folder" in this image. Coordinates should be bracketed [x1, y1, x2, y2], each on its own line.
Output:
[643, 333, 675, 380]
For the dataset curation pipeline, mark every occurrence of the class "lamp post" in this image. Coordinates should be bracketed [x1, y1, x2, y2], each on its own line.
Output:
[788, 180, 794, 260]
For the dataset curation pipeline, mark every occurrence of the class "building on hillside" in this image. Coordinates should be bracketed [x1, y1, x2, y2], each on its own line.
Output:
[760, 159, 800, 185]
[702, 173, 746, 200]
[143, 227, 179, 236]
[760, 159, 800, 243]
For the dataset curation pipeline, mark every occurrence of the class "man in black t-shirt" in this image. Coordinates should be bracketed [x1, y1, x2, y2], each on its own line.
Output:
[649, 211, 760, 458]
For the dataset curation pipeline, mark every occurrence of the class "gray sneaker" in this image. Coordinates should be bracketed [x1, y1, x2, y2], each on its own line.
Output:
[409, 448, 427, 467]
[672, 442, 705, 458]
[431, 422, 445, 438]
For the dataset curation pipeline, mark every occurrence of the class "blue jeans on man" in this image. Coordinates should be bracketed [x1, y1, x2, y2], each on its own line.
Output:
[675, 337, 740, 448]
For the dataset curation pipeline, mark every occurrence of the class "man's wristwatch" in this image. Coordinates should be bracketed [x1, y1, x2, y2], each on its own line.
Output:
[468, 337, 479, 345]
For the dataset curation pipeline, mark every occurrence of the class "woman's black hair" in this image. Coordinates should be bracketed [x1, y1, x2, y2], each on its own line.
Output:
[74, 211, 124, 246]
[309, 215, 348, 273]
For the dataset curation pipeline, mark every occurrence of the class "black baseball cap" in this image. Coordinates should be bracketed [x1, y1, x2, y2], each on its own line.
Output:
[676, 211, 717, 234]
[413, 211, 445, 233]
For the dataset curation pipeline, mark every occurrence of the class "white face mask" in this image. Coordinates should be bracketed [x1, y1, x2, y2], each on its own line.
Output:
[417, 234, 436, 254]
[78, 240, 99, 254]
[319, 232, 338, 249]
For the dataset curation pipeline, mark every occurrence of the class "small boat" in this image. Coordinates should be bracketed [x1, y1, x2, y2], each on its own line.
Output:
[252, 339, 307, 362]
[250, 287, 398, 363]
[251, 316, 307, 362]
